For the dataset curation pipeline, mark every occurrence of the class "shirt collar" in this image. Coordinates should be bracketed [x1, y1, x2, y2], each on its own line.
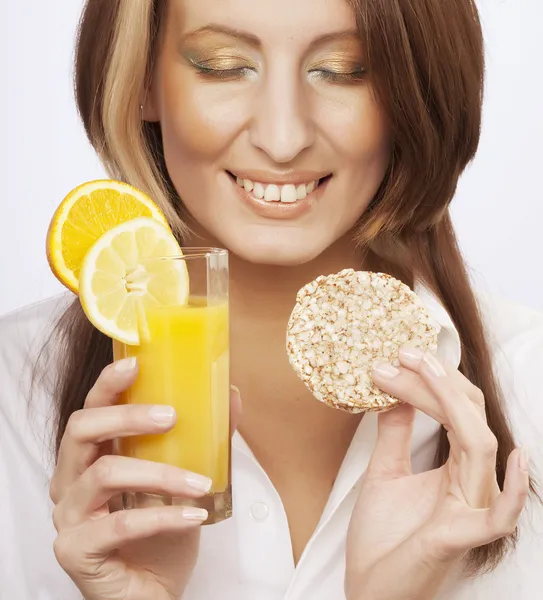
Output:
[414, 280, 462, 370]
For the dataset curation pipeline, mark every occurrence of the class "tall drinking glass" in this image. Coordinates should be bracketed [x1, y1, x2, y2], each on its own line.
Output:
[112, 248, 231, 524]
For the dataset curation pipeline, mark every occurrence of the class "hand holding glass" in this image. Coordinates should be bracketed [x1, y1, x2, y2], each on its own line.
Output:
[113, 249, 231, 524]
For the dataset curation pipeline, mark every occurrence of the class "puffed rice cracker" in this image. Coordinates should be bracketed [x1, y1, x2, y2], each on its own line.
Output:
[286, 270, 439, 413]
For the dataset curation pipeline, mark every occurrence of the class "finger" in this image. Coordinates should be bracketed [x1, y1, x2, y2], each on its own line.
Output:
[431, 448, 529, 558]
[398, 346, 487, 419]
[487, 447, 530, 538]
[52, 403, 177, 503]
[446, 431, 470, 478]
[400, 347, 499, 499]
[105, 388, 240, 515]
[84, 358, 139, 409]
[371, 362, 447, 426]
[372, 354, 497, 508]
[374, 352, 489, 456]
[54, 455, 211, 530]
[415, 353, 498, 508]
[366, 403, 415, 480]
[53, 506, 206, 572]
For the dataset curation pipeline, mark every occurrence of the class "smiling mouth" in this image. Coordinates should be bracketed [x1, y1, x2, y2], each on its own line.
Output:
[226, 171, 332, 204]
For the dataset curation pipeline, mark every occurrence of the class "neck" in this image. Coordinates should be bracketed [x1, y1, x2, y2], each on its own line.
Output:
[229, 234, 366, 325]
[184, 227, 402, 560]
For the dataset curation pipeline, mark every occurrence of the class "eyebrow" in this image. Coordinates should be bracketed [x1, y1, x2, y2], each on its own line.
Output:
[180, 24, 359, 49]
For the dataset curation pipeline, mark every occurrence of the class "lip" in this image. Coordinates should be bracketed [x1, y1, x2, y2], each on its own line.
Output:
[227, 171, 331, 220]
[228, 169, 331, 186]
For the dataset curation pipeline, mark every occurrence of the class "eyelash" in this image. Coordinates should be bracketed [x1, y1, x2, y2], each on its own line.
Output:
[193, 65, 255, 80]
[193, 65, 367, 84]
[310, 69, 367, 83]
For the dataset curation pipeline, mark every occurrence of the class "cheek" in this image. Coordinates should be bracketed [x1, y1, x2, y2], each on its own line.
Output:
[314, 87, 391, 167]
[157, 65, 252, 162]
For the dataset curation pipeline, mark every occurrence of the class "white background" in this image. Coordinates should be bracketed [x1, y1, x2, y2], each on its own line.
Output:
[2, 0, 542, 315]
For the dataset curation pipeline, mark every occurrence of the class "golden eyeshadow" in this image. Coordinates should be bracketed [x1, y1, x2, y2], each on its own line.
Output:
[179, 33, 367, 83]
[183, 51, 257, 71]
[309, 55, 365, 73]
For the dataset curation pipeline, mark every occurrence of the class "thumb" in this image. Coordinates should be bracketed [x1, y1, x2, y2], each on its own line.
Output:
[366, 402, 415, 480]
[230, 385, 243, 436]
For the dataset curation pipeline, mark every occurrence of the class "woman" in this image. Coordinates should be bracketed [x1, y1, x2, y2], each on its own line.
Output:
[1, 0, 542, 598]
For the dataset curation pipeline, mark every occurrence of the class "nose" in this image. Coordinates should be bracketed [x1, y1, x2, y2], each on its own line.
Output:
[249, 68, 315, 163]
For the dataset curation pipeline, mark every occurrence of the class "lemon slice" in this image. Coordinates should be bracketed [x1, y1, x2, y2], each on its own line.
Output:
[79, 217, 189, 345]
[47, 180, 169, 293]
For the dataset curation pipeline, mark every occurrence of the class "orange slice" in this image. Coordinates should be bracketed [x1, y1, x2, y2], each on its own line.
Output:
[47, 180, 169, 293]
[79, 217, 189, 345]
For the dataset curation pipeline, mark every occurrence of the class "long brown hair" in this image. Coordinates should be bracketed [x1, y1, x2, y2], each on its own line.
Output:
[48, 0, 536, 574]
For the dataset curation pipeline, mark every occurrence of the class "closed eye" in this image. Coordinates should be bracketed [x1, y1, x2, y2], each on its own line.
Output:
[193, 65, 256, 80]
[309, 68, 367, 83]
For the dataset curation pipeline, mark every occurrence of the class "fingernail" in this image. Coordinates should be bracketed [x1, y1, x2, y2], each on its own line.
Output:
[372, 362, 400, 379]
[114, 357, 137, 372]
[399, 345, 425, 366]
[181, 507, 208, 521]
[230, 385, 241, 397]
[185, 473, 213, 493]
[423, 353, 447, 377]
[148, 405, 176, 425]
[519, 447, 530, 473]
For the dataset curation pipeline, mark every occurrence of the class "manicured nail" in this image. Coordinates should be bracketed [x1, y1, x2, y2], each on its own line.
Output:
[185, 473, 213, 493]
[423, 353, 447, 377]
[181, 507, 209, 521]
[372, 362, 400, 379]
[114, 357, 137, 372]
[399, 346, 425, 366]
[148, 405, 176, 425]
[519, 447, 530, 473]
[230, 385, 241, 397]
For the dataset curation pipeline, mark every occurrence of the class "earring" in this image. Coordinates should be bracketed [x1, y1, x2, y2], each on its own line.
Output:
[140, 104, 144, 121]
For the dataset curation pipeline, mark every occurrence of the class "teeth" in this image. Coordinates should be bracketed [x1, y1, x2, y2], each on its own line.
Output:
[234, 175, 321, 203]
[281, 184, 298, 204]
[264, 184, 281, 202]
[296, 184, 307, 200]
[253, 182, 265, 199]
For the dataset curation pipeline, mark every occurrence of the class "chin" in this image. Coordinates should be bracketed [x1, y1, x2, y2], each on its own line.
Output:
[221, 230, 331, 267]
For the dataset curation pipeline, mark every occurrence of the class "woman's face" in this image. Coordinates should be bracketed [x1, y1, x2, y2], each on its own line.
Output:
[148, 0, 391, 265]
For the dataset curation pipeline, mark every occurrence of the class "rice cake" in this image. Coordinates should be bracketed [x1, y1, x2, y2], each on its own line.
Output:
[286, 269, 439, 413]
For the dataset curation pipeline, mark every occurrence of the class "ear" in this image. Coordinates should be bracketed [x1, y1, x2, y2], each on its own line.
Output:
[141, 84, 160, 123]
[141, 100, 160, 123]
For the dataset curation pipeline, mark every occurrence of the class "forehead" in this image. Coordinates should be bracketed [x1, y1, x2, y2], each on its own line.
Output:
[166, 0, 358, 45]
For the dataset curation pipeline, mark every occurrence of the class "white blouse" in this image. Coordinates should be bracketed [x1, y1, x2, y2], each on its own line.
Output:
[0, 286, 542, 600]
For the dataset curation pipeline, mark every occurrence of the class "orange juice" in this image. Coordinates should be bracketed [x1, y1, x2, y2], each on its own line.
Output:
[113, 300, 230, 495]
